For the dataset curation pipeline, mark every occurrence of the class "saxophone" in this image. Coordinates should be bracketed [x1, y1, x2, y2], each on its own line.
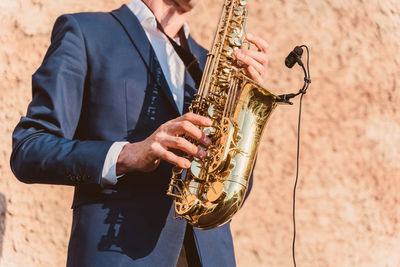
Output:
[167, 0, 281, 229]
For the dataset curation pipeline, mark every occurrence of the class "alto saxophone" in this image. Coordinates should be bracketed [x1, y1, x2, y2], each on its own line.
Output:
[167, 0, 281, 229]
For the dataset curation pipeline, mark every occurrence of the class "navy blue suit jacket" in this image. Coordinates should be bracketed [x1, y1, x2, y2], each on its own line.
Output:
[11, 5, 252, 266]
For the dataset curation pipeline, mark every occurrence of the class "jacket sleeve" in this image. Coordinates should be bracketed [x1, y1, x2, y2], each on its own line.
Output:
[10, 14, 113, 186]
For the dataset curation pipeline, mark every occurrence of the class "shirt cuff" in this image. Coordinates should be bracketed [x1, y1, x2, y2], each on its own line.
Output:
[101, 141, 129, 186]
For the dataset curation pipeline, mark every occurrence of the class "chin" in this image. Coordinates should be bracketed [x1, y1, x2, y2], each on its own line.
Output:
[171, 0, 199, 13]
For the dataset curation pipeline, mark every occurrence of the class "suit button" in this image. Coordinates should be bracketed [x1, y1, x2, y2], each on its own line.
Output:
[76, 175, 83, 182]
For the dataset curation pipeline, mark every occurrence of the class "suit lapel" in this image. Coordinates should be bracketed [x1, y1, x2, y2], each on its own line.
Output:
[111, 5, 180, 115]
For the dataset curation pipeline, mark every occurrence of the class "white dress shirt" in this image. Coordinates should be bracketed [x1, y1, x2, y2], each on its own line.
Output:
[101, 0, 190, 185]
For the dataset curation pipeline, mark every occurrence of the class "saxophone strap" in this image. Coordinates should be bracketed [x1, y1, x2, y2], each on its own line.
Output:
[155, 21, 203, 88]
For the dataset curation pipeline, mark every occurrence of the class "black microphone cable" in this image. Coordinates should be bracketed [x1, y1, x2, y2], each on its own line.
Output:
[292, 88, 304, 267]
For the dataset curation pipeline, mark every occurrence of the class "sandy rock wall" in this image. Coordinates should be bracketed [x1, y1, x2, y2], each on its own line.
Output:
[0, 0, 399, 266]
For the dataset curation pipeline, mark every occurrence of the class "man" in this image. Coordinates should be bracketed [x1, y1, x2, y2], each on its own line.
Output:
[10, 0, 269, 266]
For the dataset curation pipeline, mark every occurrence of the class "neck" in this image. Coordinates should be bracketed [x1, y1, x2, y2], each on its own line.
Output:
[142, 0, 189, 38]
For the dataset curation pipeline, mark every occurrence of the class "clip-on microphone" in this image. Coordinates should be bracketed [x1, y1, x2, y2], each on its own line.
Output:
[278, 45, 311, 104]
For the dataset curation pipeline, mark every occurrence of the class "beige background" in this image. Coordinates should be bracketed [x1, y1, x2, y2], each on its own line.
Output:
[1, 0, 400, 266]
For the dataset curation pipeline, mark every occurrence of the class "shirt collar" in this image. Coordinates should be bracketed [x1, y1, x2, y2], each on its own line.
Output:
[127, 0, 190, 38]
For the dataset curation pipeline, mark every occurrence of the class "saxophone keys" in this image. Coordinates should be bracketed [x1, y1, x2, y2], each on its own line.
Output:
[206, 181, 226, 203]
[209, 151, 224, 172]
[234, 7, 244, 16]
[218, 75, 229, 85]
[239, 0, 248, 6]
[221, 66, 230, 73]
[203, 126, 216, 137]
[207, 104, 216, 118]
[175, 194, 198, 215]
[228, 28, 242, 39]
[224, 46, 234, 57]
[228, 37, 242, 47]
[190, 159, 202, 179]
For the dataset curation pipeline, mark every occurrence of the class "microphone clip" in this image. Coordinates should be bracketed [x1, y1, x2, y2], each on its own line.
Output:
[277, 93, 297, 105]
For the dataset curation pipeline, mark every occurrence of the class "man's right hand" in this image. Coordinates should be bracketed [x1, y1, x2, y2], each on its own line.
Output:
[116, 113, 212, 175]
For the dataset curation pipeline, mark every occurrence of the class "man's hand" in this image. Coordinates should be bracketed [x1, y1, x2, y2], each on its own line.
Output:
[234, 33, 269, 85]
[116, 113, 212, 175]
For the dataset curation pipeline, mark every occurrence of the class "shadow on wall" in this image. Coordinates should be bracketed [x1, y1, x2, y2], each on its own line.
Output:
[0, 192, 6, 258]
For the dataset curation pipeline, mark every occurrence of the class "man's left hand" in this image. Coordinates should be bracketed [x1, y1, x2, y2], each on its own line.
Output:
[234, 33, 269, 85]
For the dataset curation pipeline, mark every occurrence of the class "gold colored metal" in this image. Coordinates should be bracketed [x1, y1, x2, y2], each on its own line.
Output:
[167, 0, 282, 229]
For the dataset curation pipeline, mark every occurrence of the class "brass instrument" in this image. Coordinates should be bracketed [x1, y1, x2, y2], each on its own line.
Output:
[167, 0, 282, 229]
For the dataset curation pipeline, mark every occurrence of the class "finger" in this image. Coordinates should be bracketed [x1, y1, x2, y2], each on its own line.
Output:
[236, 49, 267, 66]
[235, 50, 264, 76]
[245, 33, 269, 52]
[159, 149, 192, 169]
[161, 135, 207, 158]
[175, 121, 212, 146]
[177, 113, 212, 127]
[247, 65, 264, 84]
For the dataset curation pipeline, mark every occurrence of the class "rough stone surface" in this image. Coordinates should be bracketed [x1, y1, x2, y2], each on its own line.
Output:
[0, 0, 399, 266]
